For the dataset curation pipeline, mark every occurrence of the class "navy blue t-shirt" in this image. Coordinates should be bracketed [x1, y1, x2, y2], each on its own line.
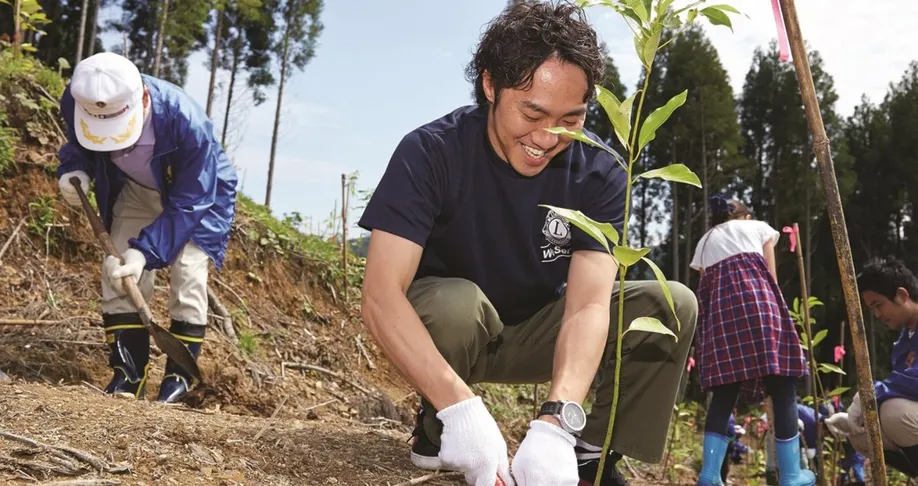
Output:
[358, 105, 627, 325]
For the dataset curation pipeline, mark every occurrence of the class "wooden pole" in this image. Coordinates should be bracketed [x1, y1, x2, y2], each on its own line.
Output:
[153, 0, 169, 77]
[341, 174, 348, 301]
[778, 1, 887, 483]
[793, 222, 825, 485]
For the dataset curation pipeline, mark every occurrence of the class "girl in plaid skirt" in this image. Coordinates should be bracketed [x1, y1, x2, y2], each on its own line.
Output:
[690, 195, 813, 486]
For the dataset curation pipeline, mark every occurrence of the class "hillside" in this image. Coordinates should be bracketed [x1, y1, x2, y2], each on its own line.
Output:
[0, 48, 705, 486]
[0, 47, 472, 485]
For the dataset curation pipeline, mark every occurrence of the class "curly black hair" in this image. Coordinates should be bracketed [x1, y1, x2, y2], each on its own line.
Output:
[857, 255, 918, 302]
[465, 0, 605, 107]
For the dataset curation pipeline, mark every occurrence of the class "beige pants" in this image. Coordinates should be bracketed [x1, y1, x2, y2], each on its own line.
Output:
[408, 276, 698, 463]
[849, 397, 918, 453]
[101, 180, 210, 325]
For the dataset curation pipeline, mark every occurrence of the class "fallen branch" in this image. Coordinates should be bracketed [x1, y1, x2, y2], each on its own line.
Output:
[355, 335, 376, 370]
[281, 361, 370, 395]
[36, 480, 122, 486]
[302, 399, 337, 413]
[0, 453, 80, 475]
[253, 395, 289, 441]
[0, 319, 68, 326]
[0, 218, 26, 265]
[623, 456, 642, 480]
[391, 471, 463, 486]
[213, 278, 254, 331]
[206, 287, 238, 344]
[0, 431, 129, 474]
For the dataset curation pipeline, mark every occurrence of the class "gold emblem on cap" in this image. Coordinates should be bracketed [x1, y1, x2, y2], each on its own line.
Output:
[79, 119, 107, 145]
[111, 113, 138, 144]
[96, 101, 106, 108]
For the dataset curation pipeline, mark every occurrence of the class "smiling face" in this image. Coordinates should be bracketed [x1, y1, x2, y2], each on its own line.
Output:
[482, 56, 589, 177]
[863, 288, 916, 331]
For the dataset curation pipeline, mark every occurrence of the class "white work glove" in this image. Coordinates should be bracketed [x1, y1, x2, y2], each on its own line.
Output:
[847, 393, 866, 435]
[436, 396, 514, 486]
[511, 420, 579, 485]
[825, 412, 853, 437]
[102, 248, 146, 295]
[59, 170, 89, 207]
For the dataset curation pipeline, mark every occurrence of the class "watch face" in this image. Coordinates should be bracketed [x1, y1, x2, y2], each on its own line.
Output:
[561, 402, 586, 431]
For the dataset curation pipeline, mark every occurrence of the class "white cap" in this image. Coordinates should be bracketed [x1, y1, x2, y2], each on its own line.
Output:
[70, 52, 145, 152]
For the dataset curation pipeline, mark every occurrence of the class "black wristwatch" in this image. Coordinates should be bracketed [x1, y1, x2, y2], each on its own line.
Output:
[538, 400, 587, 435]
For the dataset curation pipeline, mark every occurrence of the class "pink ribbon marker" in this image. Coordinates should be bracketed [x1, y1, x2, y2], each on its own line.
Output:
[782, 226, 797, 253]
[834, 345, 846, 364]
[771, 0, 791, 62]
[687, 356, 696, 372]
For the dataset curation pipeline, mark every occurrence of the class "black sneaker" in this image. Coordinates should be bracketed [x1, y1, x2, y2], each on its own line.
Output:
[576, 447, 631, 486]
[408, 401, 443, 470]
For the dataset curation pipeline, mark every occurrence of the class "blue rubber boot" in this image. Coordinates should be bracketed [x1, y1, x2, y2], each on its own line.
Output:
[776, 434, 816, 486]
[697, 432, 729, 486]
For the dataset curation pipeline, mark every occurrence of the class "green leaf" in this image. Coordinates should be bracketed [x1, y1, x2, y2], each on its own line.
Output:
[686, 8, 699, 24]
[624, 316, 677, 342]
[642, 257, 681, 332]
[818, 363, 846, 375]
[638, 90, 688, 152]
[793, 297, 801, 315]
[635, 164, 701, 188]
[812, 329, 828, 348]
[700, 6, 733, 32]
[640, 26, 662, 69]
[827, 386, 850, 398]
[627, 0, 650, 24]
[656, 0, 677, 15]
[613, 246, 650, 267]
[596, 85, 631, 152]
[538, 205, 613, 251]
[544, 127, 614, 155]
[706, 4, 741, 14]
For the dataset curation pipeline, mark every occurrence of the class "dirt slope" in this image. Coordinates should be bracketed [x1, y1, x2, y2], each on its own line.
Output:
[0, 381, 465, 485]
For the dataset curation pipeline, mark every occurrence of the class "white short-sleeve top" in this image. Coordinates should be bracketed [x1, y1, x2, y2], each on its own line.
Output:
[690, 219, 780, 271]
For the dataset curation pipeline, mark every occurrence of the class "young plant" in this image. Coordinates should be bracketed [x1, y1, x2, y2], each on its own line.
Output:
[540, 1, 741, 482]
[0, 0, 51, 56]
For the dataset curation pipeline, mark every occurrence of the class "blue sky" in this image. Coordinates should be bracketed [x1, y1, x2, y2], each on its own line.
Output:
[99, 0, 918, 240]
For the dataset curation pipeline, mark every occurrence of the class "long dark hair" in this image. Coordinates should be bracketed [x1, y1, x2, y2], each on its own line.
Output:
[708, 194, 752, 226]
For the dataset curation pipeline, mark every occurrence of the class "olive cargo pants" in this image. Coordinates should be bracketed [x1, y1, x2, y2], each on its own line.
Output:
[407, 276, 698, 463]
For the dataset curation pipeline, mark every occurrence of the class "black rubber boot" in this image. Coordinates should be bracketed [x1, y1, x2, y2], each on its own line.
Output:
[102, 313, 150, 399]
[156, 320, 205, 404]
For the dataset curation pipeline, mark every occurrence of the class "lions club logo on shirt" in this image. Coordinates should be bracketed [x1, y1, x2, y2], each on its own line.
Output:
[541, 209, 572, 263]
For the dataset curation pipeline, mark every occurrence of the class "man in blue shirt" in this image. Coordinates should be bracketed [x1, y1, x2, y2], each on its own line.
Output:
[357, 2, 697, 485]
[56, 52, 237, 404]
[842, 256, 918, 476]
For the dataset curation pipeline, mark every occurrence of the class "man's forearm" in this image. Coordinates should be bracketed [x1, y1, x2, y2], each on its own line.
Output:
[548, 302, 611, 404]
[363, 288, 475, 410]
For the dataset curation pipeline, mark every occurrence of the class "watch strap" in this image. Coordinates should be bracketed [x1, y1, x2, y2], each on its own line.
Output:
[537, 400, 563, 418]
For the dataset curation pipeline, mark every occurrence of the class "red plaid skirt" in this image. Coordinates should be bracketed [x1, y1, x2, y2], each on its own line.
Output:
[695, 252, 808, 403]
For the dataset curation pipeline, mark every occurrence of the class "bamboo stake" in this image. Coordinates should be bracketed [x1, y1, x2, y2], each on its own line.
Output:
[778, 0, 887, 483]
[341, 174, 348, 301]
[792, 222, 825, 485]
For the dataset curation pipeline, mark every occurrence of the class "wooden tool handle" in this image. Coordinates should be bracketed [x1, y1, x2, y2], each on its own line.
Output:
[69, 177, 153, 323]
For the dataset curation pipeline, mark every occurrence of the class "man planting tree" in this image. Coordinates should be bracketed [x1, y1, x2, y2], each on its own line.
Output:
[827, 256, 918, 478]
[358, 1, 697, 485]
[55, 52, 238, 404]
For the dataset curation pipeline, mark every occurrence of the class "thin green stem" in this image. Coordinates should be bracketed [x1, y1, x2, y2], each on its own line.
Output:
[595, 44, 656, 486]
[595, 265, 628, 485]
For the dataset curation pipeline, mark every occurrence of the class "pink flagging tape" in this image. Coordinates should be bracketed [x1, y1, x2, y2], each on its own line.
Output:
[771, 0, 792, 62]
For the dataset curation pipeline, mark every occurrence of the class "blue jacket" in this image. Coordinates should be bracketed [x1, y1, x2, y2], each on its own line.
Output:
[57, 74, 238, 270]
[875, 328, 918, 405]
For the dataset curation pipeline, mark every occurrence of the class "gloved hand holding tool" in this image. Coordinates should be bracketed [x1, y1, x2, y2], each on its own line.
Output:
[69, 177, 202, 384]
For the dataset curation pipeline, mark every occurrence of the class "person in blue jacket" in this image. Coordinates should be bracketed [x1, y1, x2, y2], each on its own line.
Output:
[844, 256, 918, 476]
[55, 52, 237, 404]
